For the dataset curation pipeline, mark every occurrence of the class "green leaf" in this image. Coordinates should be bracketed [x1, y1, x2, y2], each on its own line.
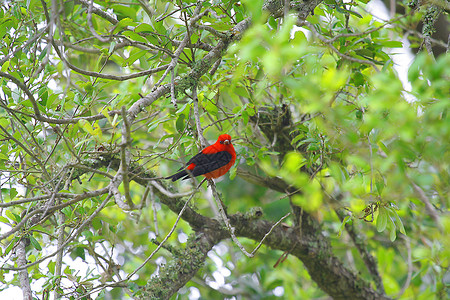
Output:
[291, 190, 322, 212]
[1, 60, 10, 72]
[242, 110, 249, 125]
[5, 238, 18, 255]
[122, 30, 147, 43]
[229, 164, 237, 180]
[92, 218, 102, 231]
[47, 261, 55, 275]
[135, 23, 154, 33]
[175, 100, 192, 115]
[389, 228, 396, 242]
[46, 93, 58, 108]
[387, 206, 406, 235]
[245, 104, 256, 116]
[282, 152, 306, 173]
[268, 16, 278, 29]
[9, 188, 18, 200]
[126, 49, 147, 66]
[61, 207, 72, 218]
[375, 174, 385, 195]
[148, 117, 170, 132]
[71, 247, 86, 260]
[291, 133, 306, 146]
[29, 235, 42, 251]
[375, 40, 403, 48]
[175, 114, 185, 133]
[79, 119, 95, 135]
[28, 254, 36, 263]
[376, 206, 387, 232]
[101, 108, 112, 125]
[5, 210, 20, 222]
[38, 87, 48, 106]
[111, 16, 136, 32]
[338, 215, 351, 237]
[203, 99, 218, 115]
[377, 141, 389, 155]
[82, 230, 93, 240]
[0, 216, 10, 224]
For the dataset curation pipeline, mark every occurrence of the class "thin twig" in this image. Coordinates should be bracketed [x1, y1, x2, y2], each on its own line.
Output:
[156, 3, 198, 22]
[0, 208, 42, 242]
[124, 180, 204, 280]
[42, 168, 68, 217]
[53, 211, 66, 300]
[192, 84, 207, 147]
[0, 72, 42, 120]
[0, 192, 76, 208]
[395, 235, 412, 298]
[409, 179, 442, 230]
[209, 180, 254, 257]
[170, 67, 177, 109]
[136, 0, 154, 18]
[87, 0, 110, 42]
[77, 0, 118, 24]
[120, 106, 134, 209]
[149, 185, 159, 236]
[52, 46, 170, 80]
[250, 212, 291, 256]
[367, 135, 374, 194]
[423, 36, 434, 56]
[193, 24, 227, 38]
[150, 181, 195, 198]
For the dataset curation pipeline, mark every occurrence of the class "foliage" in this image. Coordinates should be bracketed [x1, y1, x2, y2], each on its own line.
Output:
[0, 0, 448, 299]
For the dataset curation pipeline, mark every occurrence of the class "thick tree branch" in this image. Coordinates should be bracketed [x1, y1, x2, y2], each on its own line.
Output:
[139, 227, 223, 300]
[16, 239, 32, 300]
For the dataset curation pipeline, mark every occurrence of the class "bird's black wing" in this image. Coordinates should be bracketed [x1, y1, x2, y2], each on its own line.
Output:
[166, 151, 232, 181]
[187, 151, 232, 177]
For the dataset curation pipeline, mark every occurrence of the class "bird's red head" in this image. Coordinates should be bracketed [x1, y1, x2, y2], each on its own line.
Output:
[218, 134, 232, 145]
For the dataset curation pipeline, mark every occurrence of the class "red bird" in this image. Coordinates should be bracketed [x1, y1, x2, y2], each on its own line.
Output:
[166, 134, 236, 181]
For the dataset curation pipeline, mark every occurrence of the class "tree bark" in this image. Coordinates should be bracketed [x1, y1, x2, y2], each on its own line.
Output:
[16, 239, 32, 300]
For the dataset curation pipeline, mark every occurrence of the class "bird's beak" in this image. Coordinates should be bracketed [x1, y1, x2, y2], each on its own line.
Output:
[223, 139, 231, 145]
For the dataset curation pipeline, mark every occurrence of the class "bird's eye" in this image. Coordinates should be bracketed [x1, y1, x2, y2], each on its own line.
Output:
[220, 141, 223, 144]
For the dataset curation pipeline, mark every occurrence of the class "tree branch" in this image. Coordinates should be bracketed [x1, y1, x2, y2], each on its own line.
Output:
[16, 239, 32, 300]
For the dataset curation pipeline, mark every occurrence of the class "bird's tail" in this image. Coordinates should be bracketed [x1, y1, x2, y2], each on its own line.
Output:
[165, 170, 188, 181]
